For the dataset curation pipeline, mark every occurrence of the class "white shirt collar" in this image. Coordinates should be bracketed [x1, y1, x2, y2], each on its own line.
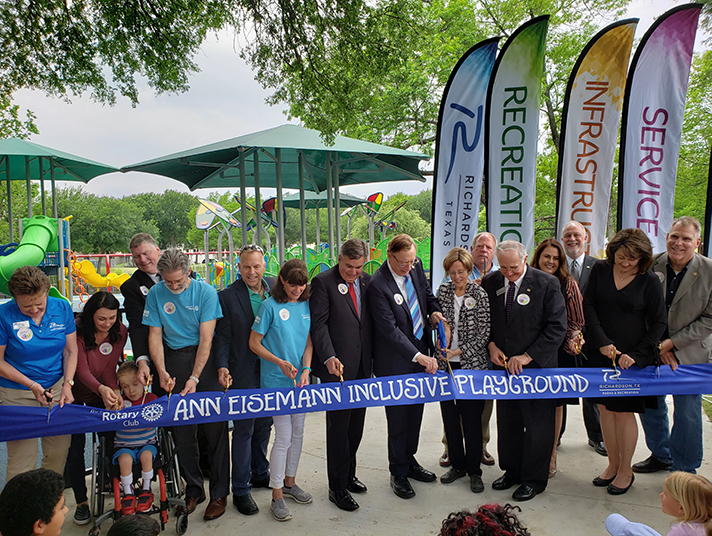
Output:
[567, 252, 586, 268]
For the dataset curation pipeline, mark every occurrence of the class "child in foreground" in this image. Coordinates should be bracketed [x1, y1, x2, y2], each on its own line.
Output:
[606, 472, 712, 536]
[113, 361, 158, 516]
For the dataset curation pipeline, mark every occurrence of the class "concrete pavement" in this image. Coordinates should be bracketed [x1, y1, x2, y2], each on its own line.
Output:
[55, 397, 711, 535]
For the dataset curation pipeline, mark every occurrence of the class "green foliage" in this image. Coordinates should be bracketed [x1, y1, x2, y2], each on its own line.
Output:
[126, 190, 198, 247]
[0, 0, 232, 105]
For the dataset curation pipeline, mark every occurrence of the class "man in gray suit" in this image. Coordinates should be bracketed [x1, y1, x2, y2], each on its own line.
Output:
[560, 220, 605, 456]
[633, 216, 712, 474]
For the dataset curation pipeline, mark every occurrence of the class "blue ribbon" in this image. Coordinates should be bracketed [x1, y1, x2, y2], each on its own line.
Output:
[0, 364, 710, 442]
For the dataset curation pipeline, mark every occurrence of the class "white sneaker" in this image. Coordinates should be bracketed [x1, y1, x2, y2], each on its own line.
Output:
[282, 484, 313, 504]
[271, 498, 292, 521]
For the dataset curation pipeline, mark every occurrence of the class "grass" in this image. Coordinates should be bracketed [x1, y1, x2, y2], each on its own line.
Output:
[702, 396, 712, 421]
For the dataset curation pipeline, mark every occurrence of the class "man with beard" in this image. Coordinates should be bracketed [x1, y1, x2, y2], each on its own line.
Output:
[143, 248, 227, 520]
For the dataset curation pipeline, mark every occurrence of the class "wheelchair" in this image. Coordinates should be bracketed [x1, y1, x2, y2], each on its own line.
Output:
[88, 427, 188, 535]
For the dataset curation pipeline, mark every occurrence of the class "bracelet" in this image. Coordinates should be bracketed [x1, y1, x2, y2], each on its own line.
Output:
[189, 375, 200, 384]
[302, 367, 312, 373]
[29, 381, 37, 390]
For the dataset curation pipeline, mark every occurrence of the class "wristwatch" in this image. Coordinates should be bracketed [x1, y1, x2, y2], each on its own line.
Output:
[64, 379, 75, 387]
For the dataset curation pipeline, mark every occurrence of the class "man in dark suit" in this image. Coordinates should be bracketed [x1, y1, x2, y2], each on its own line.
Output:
[121, 233, 161, 386]
[310, 239, 373, 511]
[482, 240, 566, 501]
[560, 220, 606, 456]
[213, 245, 273, 516]
[368, 234, 444, 499]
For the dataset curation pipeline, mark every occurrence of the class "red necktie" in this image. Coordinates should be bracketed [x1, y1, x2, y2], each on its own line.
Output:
[349, 282, 359, 315]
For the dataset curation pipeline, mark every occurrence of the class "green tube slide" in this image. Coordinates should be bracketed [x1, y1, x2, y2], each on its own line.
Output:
[0, 215, 58, 295]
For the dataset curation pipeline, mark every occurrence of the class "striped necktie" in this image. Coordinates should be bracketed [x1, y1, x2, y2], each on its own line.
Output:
[404, 274, 423, 340]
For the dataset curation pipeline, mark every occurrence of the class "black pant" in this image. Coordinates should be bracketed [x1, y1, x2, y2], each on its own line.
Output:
[385, 403, 425, 477]
[326, 406, 366, 490]
[496, 398, 556, 492]
[582, 398, 603, 443]
[440, 398, 484, 476]
[165, 345, 229, 500]
[66, 429, 114, 504]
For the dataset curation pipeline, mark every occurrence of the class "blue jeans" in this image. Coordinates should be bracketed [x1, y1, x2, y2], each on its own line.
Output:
[639, 394, 703, 473]
[231, 416, 272, 496]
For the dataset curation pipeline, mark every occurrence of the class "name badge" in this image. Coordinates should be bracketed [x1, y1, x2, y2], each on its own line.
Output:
[163, 302, 176, 314]
[279, 308, 290, 321]
[338, 283, 348, 295]
[517, 294, 530, 306]
[464, 297, 475, 309]
[12, 321, 29, 330]
[394, 293, 404, 305]
[140, 285, 149, 296]
[496, 287, 506, 297]
[17, 328, 33, 342]
[656, 272, 665, 283]
[99, 342, 113, 355]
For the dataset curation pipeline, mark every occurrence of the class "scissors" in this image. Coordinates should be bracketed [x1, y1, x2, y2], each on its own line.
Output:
[610, 347, 621, 381]
[292, 365, 298, 390]
[167, 377, 174, 411]
[44, 389, 53, 423]
[141, 375, 153, 405]
[222, 373, 233, 399]
[437, 320, 461, 394]
[338, 363, 345, 389]
[501, 354, 510, 379]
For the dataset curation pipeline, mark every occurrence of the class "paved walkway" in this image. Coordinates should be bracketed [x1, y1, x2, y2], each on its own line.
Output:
[52, 398, 712, 535]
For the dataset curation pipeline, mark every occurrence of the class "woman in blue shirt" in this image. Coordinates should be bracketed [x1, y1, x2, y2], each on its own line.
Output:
[0, 266, 77, 482]
[250, 259, 313, 522]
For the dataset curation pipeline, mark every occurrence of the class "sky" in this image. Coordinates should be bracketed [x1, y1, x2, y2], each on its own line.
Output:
[13, 0, 702, 204]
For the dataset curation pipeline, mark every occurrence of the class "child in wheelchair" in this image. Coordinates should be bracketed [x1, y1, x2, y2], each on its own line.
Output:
[113, 362, 158, 516]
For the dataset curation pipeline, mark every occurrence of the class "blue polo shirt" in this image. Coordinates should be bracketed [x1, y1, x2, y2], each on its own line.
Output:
[0, 297, 76, 390]
[142, 280, 223, 350]
[252, 298, 310, 389]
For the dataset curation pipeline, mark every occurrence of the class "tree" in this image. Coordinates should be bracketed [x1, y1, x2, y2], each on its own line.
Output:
[0, 0, 234, 106]
[127, 190, 198, 247]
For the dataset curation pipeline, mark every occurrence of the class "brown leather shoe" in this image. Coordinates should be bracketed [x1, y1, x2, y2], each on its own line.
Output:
[481, 449, 495, 466]
[184, 493, 206, 515]
[203, 497, 227, 521]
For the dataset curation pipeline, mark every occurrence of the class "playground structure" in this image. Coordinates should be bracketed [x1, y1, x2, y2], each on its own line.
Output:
[193, 192, 429, 290]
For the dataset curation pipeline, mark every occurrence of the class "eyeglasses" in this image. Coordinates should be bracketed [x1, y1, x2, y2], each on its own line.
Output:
[390, 252, 418, 268]
[239, 245, 264, 255]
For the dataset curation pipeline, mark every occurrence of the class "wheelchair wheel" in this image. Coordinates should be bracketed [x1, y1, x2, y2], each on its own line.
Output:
[159, 428, 183, 500]
[175, 512, 188, 535]
[90, 435, 107, 517]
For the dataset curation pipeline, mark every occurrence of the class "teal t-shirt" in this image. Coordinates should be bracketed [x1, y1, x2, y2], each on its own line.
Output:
[142, 280, 223, 349]
[252, 297, 310, 389]
[247, 281, 269, 317]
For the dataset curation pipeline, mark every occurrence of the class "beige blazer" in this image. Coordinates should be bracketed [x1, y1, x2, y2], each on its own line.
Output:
[653, 252, 712, 364]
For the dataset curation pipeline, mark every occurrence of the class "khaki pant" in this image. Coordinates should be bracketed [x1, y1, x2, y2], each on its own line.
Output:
[0, 378, 71, 482]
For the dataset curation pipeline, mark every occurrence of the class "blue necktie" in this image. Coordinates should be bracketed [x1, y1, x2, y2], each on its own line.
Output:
[405, 274, 423, 340]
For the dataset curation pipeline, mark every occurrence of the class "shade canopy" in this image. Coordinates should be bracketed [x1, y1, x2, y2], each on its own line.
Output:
[280, 190, 367, 210]
[0, 138, 118, 182]
[120, 124, 428, 191]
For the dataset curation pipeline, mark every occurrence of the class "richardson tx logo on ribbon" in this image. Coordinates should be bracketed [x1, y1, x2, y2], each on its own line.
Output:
[1, 365, 710, 442]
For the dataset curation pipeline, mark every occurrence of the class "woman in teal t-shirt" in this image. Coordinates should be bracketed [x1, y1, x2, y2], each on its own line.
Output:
[250, 259, 313, 522]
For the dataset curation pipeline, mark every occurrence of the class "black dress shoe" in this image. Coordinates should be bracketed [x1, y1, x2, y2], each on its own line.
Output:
[588, 439, 608, 457]
[492, 474, 517, 491]
[512, 484, 538, 501]
[346, 477, 368, 494]
[592, 475, 616, 487]
[407, 464, 437, 482]
[440, 468, 467, 484]
[251, 476, 271, 489]
[470, 475, 484, 493]
[608, 475, 634, 495]
[233, 493, 259, 515]
[390, 476, 415, 499]
[632, 456, 672, 474]
[329, 489, 359, 511]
